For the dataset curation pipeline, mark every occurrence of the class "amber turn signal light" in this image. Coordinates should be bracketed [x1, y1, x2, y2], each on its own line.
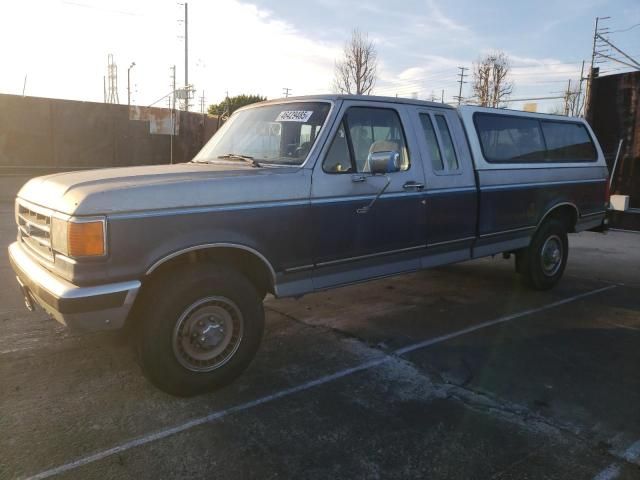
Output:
[67, 221, 105, 257]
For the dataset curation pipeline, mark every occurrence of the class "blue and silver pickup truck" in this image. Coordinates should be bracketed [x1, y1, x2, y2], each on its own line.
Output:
[9, 95, 608, 396]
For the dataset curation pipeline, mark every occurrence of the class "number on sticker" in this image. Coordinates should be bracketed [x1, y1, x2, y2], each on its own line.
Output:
[276, 111, 313, 122]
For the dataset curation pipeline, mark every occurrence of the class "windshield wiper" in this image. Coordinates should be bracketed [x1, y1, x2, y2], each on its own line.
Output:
[217, 153, 262, 168]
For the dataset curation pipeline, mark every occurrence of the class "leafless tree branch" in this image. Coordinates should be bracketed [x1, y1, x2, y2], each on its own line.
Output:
[333, 29, 377, 95]
[472, 51, 513, 107]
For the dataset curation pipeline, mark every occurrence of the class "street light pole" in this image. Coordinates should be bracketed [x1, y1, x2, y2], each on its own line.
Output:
[184, 2, 189, 111]
[127, 62, 136, 106]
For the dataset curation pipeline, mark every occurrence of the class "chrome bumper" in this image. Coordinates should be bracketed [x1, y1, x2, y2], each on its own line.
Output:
[8, 242, 140, 331]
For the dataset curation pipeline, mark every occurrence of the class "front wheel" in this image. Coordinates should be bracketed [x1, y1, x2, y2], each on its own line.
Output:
[519, 219, 568, 290]
[134, 263, 264, 397]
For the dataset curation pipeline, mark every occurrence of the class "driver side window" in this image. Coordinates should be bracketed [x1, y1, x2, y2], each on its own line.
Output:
[323, 107, 410, 174]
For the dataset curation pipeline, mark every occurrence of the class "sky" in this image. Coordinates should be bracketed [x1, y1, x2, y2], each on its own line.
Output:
[0, 0, 639, 113]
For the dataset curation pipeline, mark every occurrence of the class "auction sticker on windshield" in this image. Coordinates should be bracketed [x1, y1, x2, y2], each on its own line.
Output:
[276, 111, 313, 122]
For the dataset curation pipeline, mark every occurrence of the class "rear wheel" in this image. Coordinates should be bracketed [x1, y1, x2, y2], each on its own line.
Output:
[134, 263, 264, 396]
[519, 219, 568, 290]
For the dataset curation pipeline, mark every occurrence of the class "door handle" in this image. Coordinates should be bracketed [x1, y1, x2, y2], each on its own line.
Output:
[403, 181, 424, 190]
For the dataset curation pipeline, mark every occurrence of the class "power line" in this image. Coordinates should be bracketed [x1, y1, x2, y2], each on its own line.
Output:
[595, 33, 640, 69]
[374, 84, 456, 96]
[374, 78, 460, 95]
[377, 65, 584, 96]
[501, 95, 565, 103]
[608, 23, 640, 34]
[375, 60, 587, 96]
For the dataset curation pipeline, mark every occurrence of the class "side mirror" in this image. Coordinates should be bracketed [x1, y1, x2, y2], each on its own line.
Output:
[368, 151, 401, 175]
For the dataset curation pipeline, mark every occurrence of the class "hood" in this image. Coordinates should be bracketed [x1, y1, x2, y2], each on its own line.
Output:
[18, 162, 307, 216]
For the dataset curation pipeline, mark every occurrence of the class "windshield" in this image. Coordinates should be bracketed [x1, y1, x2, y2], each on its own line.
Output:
[193, 101, 332, 166]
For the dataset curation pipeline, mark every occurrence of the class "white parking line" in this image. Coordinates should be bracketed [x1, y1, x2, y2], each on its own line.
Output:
[24, 284, 616, 480]
[621, 439, 640, 463]
[593, 464, 621, 480]
[593, 438, 640, 480]
[609, 228, 640, 235]
[395, 285, 616, 355]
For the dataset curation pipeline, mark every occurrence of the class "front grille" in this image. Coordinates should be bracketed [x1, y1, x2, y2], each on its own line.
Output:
[17, 202, 54, 261]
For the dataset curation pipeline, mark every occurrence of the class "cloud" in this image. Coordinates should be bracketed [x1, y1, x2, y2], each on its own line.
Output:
[0, 0, 343, 104]
[424, 0, 469, 33]
[189, 0, 342, 101]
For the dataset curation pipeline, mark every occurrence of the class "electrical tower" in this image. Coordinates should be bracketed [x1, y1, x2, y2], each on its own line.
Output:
[282, 87, 292, 98]
[106, 54, 119, 104]
[454, 67, 467, 106]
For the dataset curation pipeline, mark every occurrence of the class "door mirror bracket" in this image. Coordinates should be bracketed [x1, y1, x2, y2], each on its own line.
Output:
[356, 151, 401, 214]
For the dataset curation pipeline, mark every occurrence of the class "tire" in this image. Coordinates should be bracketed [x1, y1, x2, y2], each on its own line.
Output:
[134, 263, 264, 397]
[519, 219, 569, 290]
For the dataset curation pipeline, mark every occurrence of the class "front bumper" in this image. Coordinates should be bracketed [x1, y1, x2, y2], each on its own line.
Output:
[8, 242, 140, 331]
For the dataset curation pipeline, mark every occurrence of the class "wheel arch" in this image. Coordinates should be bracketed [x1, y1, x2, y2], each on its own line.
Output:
[145, 243, 277, 297]
[537, 202, 580, 233]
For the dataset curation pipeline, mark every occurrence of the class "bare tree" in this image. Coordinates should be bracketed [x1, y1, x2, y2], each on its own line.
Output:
[472, 52, 513, 107]
[333, 29, 377, 95]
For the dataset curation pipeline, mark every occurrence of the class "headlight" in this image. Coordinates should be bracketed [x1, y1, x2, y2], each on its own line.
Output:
[51, 217, 106, 257]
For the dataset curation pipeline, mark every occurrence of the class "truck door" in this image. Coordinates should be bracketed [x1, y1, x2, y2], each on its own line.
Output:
[410, 108, 477, 266]
[310, 101, 427, 290]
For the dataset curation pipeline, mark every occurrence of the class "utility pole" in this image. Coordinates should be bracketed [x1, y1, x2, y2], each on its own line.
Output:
[454, 67, 467, 106]
[127, 62, 136, 107]
[184, 2, 189, 111]
[576, 60, 586, 116]
[441, 89, 444, 104]
[199, 90, 206, 114]
[563, 79, 572, 116]
[170, 65, 176, 165]
[282, 87, 292, 98]
[586, 16, 610, 117]
[22, 74, 27, 97]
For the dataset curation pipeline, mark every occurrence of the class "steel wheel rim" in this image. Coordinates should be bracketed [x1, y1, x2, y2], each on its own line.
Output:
[541, 234, 563, 277]
[172, 296, 244, 372]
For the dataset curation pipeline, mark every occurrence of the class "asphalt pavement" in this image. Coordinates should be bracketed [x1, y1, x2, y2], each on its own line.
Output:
[1, 201, 639, 480]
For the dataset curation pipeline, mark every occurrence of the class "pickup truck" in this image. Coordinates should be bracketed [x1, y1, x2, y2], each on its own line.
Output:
[9, 95, 609, 396]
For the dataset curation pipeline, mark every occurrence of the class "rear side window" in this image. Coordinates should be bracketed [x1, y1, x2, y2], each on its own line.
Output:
[541, 121, 597, 162]
[474, 114, 545, 163]
[419, 114, 443, 171]
[435, 115, 459, 170]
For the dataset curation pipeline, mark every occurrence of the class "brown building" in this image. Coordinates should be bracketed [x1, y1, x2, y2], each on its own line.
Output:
[586, 71, 640, 208]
